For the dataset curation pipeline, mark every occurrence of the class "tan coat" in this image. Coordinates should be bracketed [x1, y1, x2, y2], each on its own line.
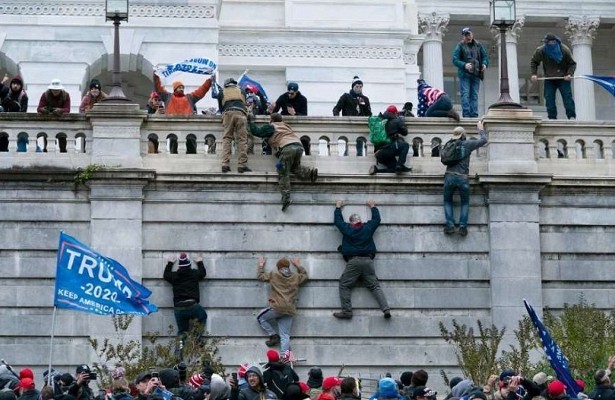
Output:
[257, 264, 308, 315]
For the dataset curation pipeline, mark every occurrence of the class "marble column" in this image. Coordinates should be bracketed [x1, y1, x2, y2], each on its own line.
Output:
[565, 16, 600, 121]
[490, 17, 525, 103]
[418, 12, 449, 91]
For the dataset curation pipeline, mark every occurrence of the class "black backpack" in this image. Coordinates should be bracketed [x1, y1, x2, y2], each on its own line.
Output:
[440, 139, 467, 166]
[268, 368, 294, 398]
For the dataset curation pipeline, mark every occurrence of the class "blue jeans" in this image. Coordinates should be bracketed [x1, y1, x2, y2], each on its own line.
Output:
[443, 174, 470, 227]
[459, 74, 481, 117]
[174, 304, 208, 337]
[544, 80, 576, 119]
[257, 307, 294, 352]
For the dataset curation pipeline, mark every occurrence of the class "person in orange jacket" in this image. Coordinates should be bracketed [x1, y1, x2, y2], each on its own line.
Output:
[153, 72, 212, 115]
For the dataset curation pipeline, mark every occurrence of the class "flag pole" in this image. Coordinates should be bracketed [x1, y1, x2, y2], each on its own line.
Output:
[535, 76, 580, 81]
[47, 306, 58, 387]
[238, 69, 249, 83]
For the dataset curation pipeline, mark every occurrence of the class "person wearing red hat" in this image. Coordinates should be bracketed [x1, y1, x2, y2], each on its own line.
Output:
[368, 105, 412, 175]
[317, 377, 342, 400]
[16, 378, 39, 400]
[163, 252, 208, 339]
[546, 380, 569, 400]
[262, 349, 299, 398]
[153, 71, 212, 116]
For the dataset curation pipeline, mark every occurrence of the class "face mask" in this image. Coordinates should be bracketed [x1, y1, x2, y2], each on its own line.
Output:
[91, 89, 100, 96]
[279, 267, 291, 277]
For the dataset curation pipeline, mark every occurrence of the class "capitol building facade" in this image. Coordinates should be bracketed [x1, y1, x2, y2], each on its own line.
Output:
[0, 0, 612, 119]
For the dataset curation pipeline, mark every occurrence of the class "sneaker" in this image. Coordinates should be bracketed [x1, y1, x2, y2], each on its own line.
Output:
[444, 225, 455, 235]
[237, 166, 252, 173]
[333, 311, 353, 319]
[310, 168, 318, 183]
[369, 165, 377, 175]
[265, 334, 280, 347]
[221, 166, 231, 173]
[395, 165, 412, 173]
[447, 109, 461, 122]
[459, 226, 468, 236]
[282, 199, 293, 212]
[383, 310, 392, 319]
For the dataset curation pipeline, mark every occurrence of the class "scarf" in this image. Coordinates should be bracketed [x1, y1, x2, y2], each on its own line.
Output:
[544, 42, 563, 63]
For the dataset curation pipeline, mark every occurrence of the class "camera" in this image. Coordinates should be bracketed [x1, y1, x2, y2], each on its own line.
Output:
[88, 372, 97, 380]
[151, 371, 159, 378]
[502, 376, 512, 386]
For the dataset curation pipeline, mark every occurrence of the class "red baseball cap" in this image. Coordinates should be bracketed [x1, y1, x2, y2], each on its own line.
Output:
[322, 376, 342, 391]
[547, 380, 566, 397]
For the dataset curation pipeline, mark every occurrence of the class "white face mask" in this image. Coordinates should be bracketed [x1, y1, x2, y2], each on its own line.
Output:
[90, 89, 100, 96]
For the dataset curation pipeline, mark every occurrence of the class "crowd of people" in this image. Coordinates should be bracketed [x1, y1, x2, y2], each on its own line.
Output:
[3, 357, 615, 400]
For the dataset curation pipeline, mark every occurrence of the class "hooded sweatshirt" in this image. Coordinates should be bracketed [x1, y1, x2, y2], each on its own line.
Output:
[257, 262, 308, 315]
[0, 75, 28, 112]
[236, 366, 277, 400]
[210, 374, 231, 400]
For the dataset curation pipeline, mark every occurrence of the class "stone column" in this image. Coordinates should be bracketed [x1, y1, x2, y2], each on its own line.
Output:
[565, 16, 600, 121]
[490, 17, 524, 104]
[479, 175, 552, 345]
[403, 37, 424, 107]
[418, 12, 449, 91]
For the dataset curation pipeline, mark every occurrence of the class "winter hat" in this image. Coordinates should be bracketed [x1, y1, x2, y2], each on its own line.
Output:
[378, 378, 399, 399]
[283, 383, 311, 400]
[60, 373, 75, 387]
[172, 81, 184, 91]
[189, 373, 203, 389]
[19, 368, 34, 380]
[159, 368, 180, 389]
[400, 371, 413, 387]
[267, 349, 280, 362]
[351, 76, 363, 88]
[10, 75, 23, 88]
[594, 369, 611, 384]
[547, 380, 566, 397]
[202, 364, 215, 380]
[307, 367, 323, 388]
[224, 78, 237, 87]
[209, 374, 231, 400]
[322, 376, 342, 391]
[299, 382, 310, 393]
[48, 78, 64, 90]
[533, 372, 548, 386]
[452, 126, 465, 139]
[178, 253, 191, 268]
[499, 369, 516, 381]
[452, 379, 474, 399]
[0, 391, 17, 400]
[89, 79, 101, 90]
[237, 363, 249, 378]
[575, 379, 585, 392]
[287, 82, 299, 92]
[276, 258, 290, 269]
[461, 27, 472, 35]
[386, 105, 398, 114]
[449, 377, 463, 389]
[544, 33, 558, 42]
[18, 378, 35, 391]
[112, 367, 126, 380]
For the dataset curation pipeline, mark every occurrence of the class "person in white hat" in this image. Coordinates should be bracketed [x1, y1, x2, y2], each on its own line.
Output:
[37, 78, 70, 116]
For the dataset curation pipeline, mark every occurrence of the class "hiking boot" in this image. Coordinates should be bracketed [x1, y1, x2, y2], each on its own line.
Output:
[444, 225, 455, 235]
[282, 199, 293, 212]
[383, 310, 392, 319]
[265, 334, 280, 347]
[459, 226, 468, 236]
[447, 109, 461, 122]
[369, 165, 377, 175]
[333, 311, 353, 319]
[310, 168, 318, 183]
[221, 166, 231, 173]
[238, 166, 252, 173]
[395, 165, 412, 173]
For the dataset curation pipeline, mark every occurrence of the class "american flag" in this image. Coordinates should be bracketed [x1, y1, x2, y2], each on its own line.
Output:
[417, 80, 445, 117]
[281, 350, 296, 364]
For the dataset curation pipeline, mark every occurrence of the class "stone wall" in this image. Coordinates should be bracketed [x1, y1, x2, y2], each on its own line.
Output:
[2, 108, 615, 393]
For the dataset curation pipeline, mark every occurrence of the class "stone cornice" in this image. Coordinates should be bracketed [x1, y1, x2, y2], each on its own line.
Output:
[0, 2, 215, 18]
[218, 44, 402, 60]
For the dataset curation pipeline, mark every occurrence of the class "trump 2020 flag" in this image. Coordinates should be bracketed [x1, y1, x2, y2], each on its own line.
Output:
[54, 232, 158, 316]
[238, 73, 269, 103]
[582, 75, 615, 98]
[524, 299, 579, 396]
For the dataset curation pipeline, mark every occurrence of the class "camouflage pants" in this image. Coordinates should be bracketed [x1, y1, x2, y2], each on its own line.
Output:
[278, 143, 311, 201]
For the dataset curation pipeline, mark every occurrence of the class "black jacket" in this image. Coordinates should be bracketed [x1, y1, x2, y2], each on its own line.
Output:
[588, 385, 615, 400]
[163, 261, 207, 306]
[272, 92, 308, 116]
[333, 92, 371, 117]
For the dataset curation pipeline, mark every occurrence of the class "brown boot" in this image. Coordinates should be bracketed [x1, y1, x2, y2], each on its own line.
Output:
[265, 334, 280, 347]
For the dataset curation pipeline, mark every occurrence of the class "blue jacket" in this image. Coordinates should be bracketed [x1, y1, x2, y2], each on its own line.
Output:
[334, 207, 380, 259]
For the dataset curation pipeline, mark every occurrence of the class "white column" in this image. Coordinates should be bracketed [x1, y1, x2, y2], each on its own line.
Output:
[490, 17, 524, 104]
[565, 16, 600, 121]
[418, 12, 449, 90]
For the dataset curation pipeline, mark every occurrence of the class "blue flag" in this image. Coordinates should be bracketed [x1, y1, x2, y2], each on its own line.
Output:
[524, 299, 579, 397]
[238, 74, 269, 103]
[54, 232, 158, 316]
[582, 75, 615, 98]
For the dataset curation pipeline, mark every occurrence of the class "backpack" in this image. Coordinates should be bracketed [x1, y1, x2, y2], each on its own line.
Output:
[368, 116, 391, 147]
[440, 139, 467, 166]
[268, 368, 294, 398]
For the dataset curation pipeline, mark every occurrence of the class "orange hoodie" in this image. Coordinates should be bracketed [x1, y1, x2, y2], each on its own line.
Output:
[153, 74, 212, 115]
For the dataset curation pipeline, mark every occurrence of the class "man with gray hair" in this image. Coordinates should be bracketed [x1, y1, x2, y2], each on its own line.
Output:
[333, 199, 390, 319]
[443, 120, 488, 236]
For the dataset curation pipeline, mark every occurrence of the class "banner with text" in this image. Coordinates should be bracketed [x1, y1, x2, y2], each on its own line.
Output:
[155, 57, 217, 79]
[54, 232, 158, 316]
